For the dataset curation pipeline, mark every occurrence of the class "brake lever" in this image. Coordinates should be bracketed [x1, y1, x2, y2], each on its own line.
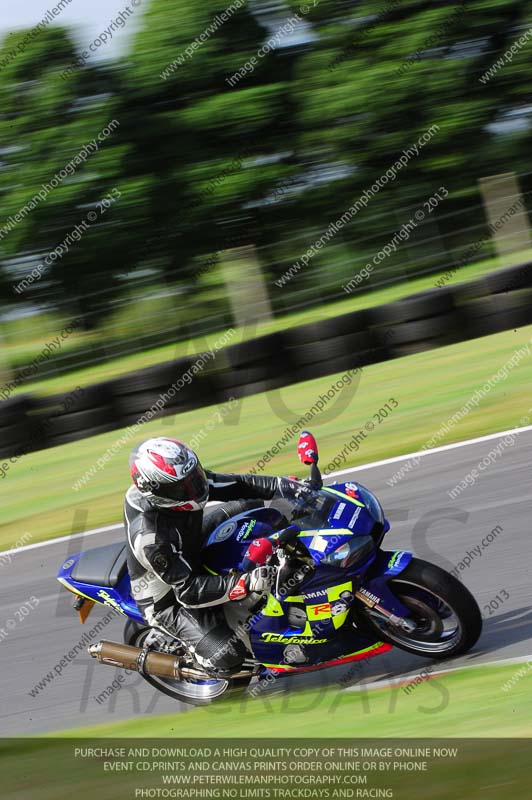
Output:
[273, 554, 288, 600]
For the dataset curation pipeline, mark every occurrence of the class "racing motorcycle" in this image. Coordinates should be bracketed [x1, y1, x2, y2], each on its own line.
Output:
[57, 431, 482, 705]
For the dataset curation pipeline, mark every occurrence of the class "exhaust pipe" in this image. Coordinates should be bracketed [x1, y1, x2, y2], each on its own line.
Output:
[88, 640, 207, 681]
[89, 640, 254, 682]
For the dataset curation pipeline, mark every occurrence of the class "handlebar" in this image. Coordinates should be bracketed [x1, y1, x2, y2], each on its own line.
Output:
[268, 525, 301, 548]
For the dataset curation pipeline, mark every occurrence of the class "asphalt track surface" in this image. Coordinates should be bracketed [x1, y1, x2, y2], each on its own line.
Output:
[2, 427, 532, 735]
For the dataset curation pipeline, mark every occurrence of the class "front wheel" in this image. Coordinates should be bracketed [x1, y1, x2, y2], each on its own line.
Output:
[358, 558, 482, 659]
[122, 620, 234, 706]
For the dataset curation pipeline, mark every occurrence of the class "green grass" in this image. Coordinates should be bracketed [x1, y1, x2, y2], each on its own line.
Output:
[47, 662, 532, 738]
[1, 323, 531, 550]
[5, 248, 531, 398]
[3, 664, 530, 799]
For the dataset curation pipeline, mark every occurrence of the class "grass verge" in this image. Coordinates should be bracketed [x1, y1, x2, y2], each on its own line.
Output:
[2, 664, 530, 800]
[48, 662, 532, 738]
[1, 324, 531, 550]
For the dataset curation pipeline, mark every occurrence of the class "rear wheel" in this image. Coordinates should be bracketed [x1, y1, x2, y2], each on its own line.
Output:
[359, 558, 482, 659]
[122, 620, 233, 705]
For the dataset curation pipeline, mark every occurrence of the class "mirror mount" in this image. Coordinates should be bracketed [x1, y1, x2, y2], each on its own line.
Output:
[308, 461, 323, 490]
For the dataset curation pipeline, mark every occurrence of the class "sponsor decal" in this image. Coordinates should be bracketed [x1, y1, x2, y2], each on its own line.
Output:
[62, 559, 75, 569]
[347, 507, 362, 528]
[359, 587, 380, 605]
[388, 550, 406, 569]
[310, 602, 331, 616]
[214, 521, 237, 542]
[261, 633, 327, 644]
[96, 589, 125, 614]
[302, 589, 328, 600]
[345, 482, 360, 499]
[236, 519, 256, 541]
[333, 502, 346, 520]
[330, 599, 349, 616]
[182, 457, 197, 475]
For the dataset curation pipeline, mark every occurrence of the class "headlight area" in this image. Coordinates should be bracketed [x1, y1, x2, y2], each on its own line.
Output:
[321, 535, 375, 569]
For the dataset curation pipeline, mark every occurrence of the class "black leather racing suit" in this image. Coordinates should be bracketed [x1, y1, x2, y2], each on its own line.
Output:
[124, 470, 280, 673]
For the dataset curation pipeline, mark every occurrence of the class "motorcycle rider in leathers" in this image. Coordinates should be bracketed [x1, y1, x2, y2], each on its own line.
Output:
[125, 437, 283, 676]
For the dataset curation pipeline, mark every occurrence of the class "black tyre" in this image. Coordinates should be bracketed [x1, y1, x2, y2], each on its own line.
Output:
[122, 620, 234, 706]
[288, 310, 369, 345]
[465, 311, 528, 338]
[215, 362, 280, 387]
[389, 313, 458, 345]
[0, 422, 28, 447]
[115, 392, 169, 416]
[460, 290, 532, 337]
[45, 383, 113, 414]
[112, 361, 186, 395]
[0, 394, 35, 427]
[216, 374, 288, 397]
[48, 406, 113, 435]
[389, 340, 444, 358]
[359, 558, 482, 659]
[47, 423, 114, 447]
[293, 352, 377, 382]
[368, 289, 455, 326]
[228, 333, 283, 366]
[288, 331, 375, 366]
[463, 288, 532, 317]
[460, 263, 532, 297]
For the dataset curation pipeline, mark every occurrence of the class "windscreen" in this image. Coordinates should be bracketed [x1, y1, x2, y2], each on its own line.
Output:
[270, 480, 337, 531]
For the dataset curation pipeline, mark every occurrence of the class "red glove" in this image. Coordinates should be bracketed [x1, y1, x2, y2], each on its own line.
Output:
[242, 538, 274, 570]
[298, 431, 318, 465]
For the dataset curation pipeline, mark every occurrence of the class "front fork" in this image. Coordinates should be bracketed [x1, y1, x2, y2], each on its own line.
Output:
[355, 549, 416, 632]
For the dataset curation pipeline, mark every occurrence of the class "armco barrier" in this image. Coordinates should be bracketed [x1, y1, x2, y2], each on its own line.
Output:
[0, 262, 531, 457]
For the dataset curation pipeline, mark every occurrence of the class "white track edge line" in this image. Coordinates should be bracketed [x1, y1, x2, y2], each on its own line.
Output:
[325, 423, 532, 479]
[0, 523, 123, 557]
[344, 652, 532, 693]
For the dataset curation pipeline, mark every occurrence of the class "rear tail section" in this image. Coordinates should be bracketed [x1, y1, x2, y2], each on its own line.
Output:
[56, 543, 142, 623]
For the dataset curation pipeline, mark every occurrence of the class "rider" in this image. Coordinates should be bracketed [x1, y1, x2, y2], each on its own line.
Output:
[124, 437, 282, 676]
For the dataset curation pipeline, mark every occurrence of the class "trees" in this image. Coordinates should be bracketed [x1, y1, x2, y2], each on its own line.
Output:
[273, 0, 532, 288]
[121, 0, 297, 287]
[0, 27, 125, 325]
[1, 0, 532, 330]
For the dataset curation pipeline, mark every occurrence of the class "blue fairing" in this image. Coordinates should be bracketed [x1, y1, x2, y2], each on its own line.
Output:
[203, 483, 384, 574]
[203, 506, 286, 574]
[57, 553, 144, 622]
[56, 479, 415, 671]
[198, 481, 411, 667]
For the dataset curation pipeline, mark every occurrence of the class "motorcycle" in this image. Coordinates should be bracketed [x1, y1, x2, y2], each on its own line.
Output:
[57, 431, 482, 705]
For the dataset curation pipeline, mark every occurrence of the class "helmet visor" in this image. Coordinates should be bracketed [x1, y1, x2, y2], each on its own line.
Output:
[156, 463, 209, 504]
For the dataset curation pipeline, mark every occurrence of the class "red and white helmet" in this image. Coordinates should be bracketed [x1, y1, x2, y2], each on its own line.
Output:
[130, 437, 209, 511]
